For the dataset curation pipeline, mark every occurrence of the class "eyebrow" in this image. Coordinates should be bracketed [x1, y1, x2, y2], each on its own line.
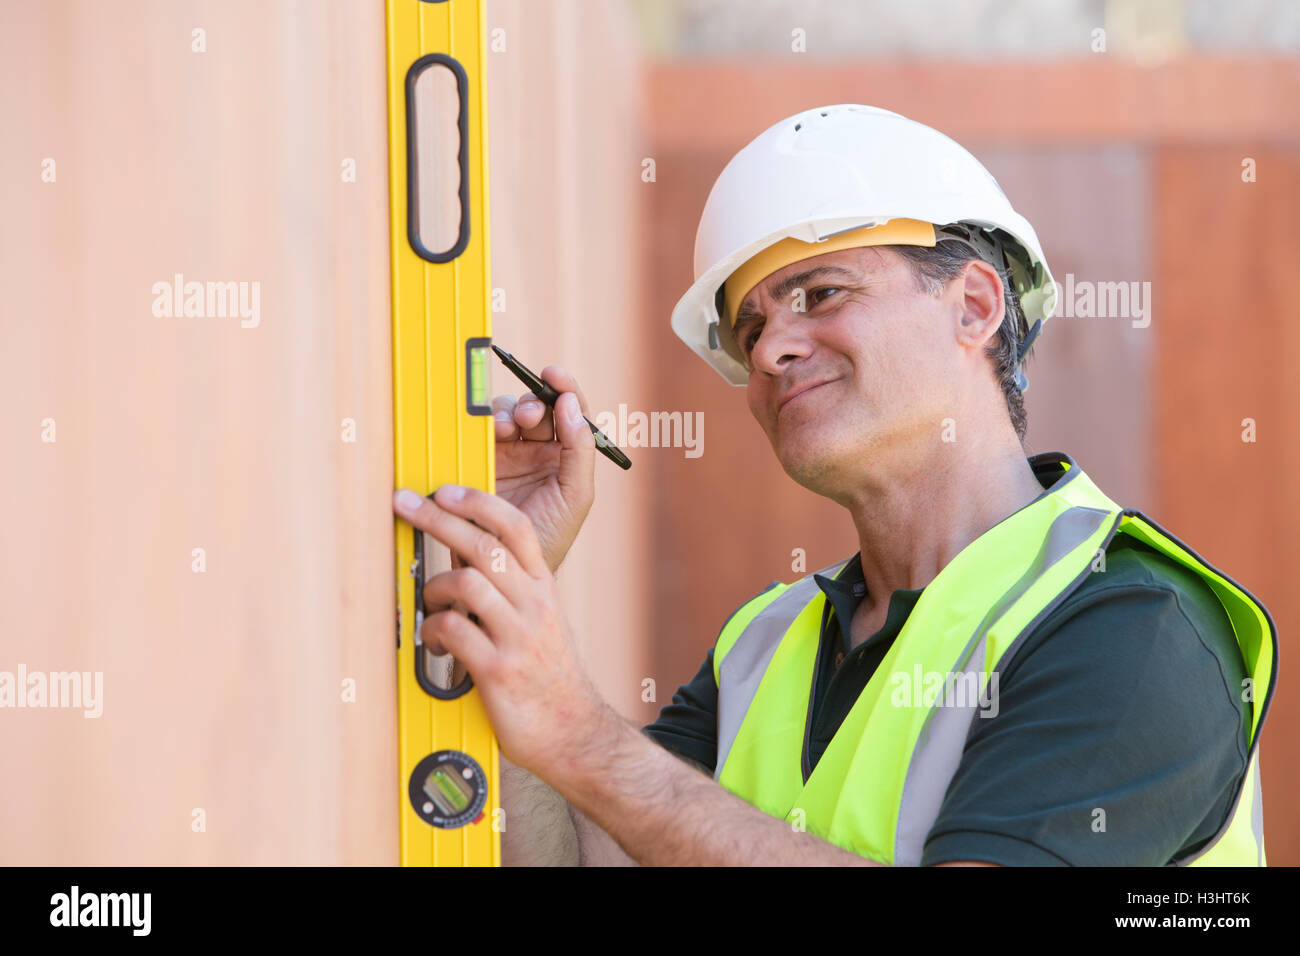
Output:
[732, 265, 861, 337]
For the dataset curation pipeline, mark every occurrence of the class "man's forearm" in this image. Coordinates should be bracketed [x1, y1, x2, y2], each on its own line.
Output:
[549, 707, 882, 866]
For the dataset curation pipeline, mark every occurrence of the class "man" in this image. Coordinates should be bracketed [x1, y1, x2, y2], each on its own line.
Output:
[392, 104, 1276, 866]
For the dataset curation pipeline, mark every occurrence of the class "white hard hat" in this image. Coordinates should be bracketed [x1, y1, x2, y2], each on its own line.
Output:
[669, 104, 1058, 389]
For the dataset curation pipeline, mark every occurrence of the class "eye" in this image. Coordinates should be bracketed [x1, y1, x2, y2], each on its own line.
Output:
[739, 287, 842, 364]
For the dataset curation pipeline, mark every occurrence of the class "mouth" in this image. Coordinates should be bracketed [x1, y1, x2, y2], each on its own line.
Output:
[777, 379, 838, 416]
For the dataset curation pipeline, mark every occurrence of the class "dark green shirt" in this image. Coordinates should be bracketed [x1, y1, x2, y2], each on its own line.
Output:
[643, 534, 1252, 865]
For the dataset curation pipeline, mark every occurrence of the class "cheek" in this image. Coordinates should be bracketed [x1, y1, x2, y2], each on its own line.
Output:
[838, 309, 942, 405]
[879, 301, 948, 371]
[822, 309, 890, 381]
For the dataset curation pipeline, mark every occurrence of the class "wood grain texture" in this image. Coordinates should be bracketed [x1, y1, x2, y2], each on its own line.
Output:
[0, 0, 646, 865]
[1151, 143, 1299, 866]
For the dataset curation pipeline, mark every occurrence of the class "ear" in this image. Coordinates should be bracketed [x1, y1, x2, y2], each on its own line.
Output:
[953, 258, 1005, 349]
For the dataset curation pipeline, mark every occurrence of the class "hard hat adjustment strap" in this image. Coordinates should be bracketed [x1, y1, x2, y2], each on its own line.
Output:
[1017, 317, 1043, 365]
[935, 222, 1023, 276]
[1012, 318, 1043, 392]
[936, 223, 1043, 302]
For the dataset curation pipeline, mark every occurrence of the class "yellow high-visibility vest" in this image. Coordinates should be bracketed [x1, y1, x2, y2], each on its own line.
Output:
[713, 453, 1276, 865]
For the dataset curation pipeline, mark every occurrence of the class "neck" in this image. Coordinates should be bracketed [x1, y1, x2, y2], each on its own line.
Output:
[837, 426, 1045, 609]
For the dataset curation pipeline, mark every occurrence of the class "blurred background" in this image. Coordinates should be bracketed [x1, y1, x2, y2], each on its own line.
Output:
[0, 0, 1295, 864]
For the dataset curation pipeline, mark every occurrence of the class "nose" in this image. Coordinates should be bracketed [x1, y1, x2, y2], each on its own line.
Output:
[748, 307, 815, 376]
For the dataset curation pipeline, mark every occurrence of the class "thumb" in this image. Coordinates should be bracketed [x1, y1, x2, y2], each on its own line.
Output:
[553, 391, 595, 496]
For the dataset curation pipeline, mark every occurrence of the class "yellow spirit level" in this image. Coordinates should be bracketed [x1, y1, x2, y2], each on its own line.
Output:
[386, 0, 499, 866]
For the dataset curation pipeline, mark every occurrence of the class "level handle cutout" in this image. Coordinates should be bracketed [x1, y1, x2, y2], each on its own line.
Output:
[413, 496, 474, 699]
[406, 54, 470, 262]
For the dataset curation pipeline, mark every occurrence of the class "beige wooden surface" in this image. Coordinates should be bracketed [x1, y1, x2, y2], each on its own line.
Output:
[0, 0, 646, 865]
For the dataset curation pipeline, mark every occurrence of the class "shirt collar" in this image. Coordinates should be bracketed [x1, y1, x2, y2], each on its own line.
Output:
[809, 452, 1070, 652]
[813, 553, 927, 655]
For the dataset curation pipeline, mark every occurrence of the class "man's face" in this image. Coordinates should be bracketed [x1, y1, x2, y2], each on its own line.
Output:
[734, 245, 971, 491]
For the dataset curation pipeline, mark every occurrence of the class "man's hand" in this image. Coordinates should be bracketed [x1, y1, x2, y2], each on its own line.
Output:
[490, 366, 596, 575]
[391, 486, 995, 866]
[393, 484, 612, 780]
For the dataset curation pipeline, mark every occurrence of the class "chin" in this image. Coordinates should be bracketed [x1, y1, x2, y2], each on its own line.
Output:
[776, 432, 845, 488]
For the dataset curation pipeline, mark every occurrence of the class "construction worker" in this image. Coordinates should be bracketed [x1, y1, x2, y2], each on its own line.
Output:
[392, 104, 1276, 866]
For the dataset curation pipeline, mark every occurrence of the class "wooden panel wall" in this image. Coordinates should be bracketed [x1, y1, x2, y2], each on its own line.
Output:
[1152, 144, 1300, 862]
[0, 0, 645, 864]
[1, 0, 1291, 866]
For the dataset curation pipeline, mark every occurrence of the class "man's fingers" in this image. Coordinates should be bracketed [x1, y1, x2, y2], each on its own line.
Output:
[537, 369, 596, 486]
[492, 394, 521, 441]
[492, 391, 551, 441]
[420, 607, 495, 674]
[434, 486, 550, 579]
[539, 366, 592, 418]
[422, 567, 519, 648]
[552, 392, 596, 498]
[492, 366, 590, 446]
[393, 487, 550, 582]
[516, 391, 553, 442]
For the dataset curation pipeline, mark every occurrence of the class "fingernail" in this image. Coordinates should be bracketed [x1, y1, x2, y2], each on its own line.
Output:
[565, 395, 583, 425]
[438, 484, 466, 503]
[494, 410, 512, 422]
[394, 489, 425, 515]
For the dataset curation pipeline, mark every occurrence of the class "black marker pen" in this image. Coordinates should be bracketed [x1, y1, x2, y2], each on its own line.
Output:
[491, 344, 632, 470]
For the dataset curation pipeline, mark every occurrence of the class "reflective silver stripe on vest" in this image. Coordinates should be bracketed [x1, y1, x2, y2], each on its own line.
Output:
[714, 572, 832, 780]
[893, 506, 1112, 865]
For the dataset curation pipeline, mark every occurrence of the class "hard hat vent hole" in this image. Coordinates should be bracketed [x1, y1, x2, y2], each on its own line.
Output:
[794, 123, 801, 131]
[820, 111, 828, 116]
